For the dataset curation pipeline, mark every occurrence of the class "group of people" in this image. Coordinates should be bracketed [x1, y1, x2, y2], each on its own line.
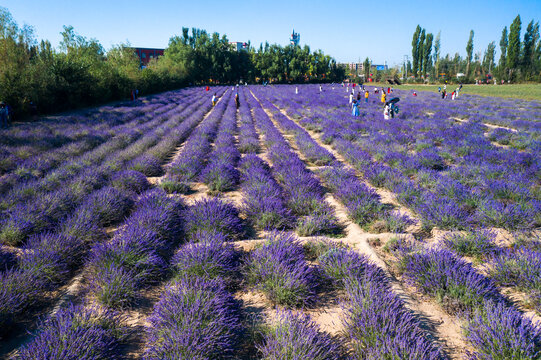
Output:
[210, 91, 240, 109]
[350, 86, 399, 119]
[0, 102, 12, 128]
[438, 83, 463, 100]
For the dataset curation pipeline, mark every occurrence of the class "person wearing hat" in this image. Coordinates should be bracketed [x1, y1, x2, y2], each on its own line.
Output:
[0, 102, 8, 128]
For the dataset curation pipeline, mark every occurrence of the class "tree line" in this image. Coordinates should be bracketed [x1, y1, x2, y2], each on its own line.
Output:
[0, 7, 344, 119]
[409, 15, 540, 83]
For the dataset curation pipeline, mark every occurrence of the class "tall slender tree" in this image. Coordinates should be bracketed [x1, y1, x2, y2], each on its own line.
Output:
[418, 29, 426, 77]
[507, 15, 522, 80]
[411, 25, 421, 78]
[465, 30, 474, 79]
[422, 33, 433, 78]
[363, 57, 370, 81]
[498, 26, 508, 80]
[433, 31, 441, 79]
[482, 41, 496, 75]
[522, 20, 540, 78]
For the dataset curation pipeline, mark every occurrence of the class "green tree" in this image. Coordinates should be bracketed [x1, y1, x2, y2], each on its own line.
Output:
[507, 15, 522, 80]
[465, 30, 474, 79]
[482, 41, 496, 75]
[422, 33, 433, 78]
[363, 57, 370, 81]
[498, 26, 508, 79]
[522, 20, 540, 79]
[411, 25, 421, 78]
[433, 31, 441, 78]
[418, 29, 426, 77]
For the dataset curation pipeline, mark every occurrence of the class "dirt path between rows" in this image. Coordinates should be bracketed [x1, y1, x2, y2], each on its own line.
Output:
[251, 91, 469, 359]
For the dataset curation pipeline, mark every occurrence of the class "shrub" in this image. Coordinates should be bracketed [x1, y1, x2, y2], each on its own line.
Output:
[258, 311, 339, 360]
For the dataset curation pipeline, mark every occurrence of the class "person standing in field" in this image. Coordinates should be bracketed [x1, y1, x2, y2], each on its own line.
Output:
[364, 90, 369, 103]
[357, 91, 361, 102]
[212, 93, 217, 106]
[235, 93, 240, 109]
[295, 87, 298, 94]
[351, 99, 360, 116]
[0, 102, 8, 128]
[381, 91, 386, 104]
[319, 85, 322, 92]
[383, 103, 391, 120]
[349, 92, 353, 104]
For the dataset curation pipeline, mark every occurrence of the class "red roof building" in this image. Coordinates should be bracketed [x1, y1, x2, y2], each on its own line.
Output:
[132, 48, 164, 68]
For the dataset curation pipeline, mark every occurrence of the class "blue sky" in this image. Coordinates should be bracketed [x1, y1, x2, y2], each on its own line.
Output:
[3, 0, 540, 66]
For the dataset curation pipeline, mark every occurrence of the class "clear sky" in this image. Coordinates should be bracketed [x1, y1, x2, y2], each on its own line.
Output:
[3, 0, 540, 66]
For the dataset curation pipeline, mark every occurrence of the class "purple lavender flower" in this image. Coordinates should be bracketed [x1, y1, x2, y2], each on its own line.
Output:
[257, 311, 340, 360]
[111, 169, 150, 194]
[344, 280, 446, 360]
[82, 186, 134, 226]
[184, 198, 243, 240]
[171, 238, 239, 283]
[244, 232, 316, 307]
[143, 277, 240, 359]
[465, 300, 541, 360]
[402, 248, 503, 314]
[442, 230, 501, 259]
[17, 304, 126, 359]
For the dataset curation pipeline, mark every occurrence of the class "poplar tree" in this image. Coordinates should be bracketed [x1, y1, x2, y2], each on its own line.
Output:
[411, 25, 421, 78]
[498, 26, 508, 79]
[465, 30, 474, 79]
[507, 15, 522, 80]
[418, 29, 426, 77]
[522, 20, 539, 78]
[422, 33, 433, 78]
[433, 31, 441, 79]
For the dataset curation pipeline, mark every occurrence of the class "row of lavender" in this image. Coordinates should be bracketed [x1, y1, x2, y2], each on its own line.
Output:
[0, 97, 176, 203]
[252, 88, 415, 234]
[253, 84, 541, 358]
[0, 93, 181, 192]
[244, 90, 341, 236]
[258, 84, 540, 231]
[160, 90, 233, 193]
[0, 87, 226, 351]
[0, 87, 224, 246]
[262, 85, 541, 314]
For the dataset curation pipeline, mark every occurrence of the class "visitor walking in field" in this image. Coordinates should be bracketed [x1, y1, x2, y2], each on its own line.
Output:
[212, 93, 217, 106]
[351, 99, 360, 116]
[0, 102, 8, 128]
[364, 90, 369, 103]
[357, 92, 361, 102]
[235, 93, 240, 109]
[383, 103, 391, 119]
[381, 91, 386, 104]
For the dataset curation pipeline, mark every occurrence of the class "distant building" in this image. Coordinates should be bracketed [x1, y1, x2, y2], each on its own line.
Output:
[229, 42, 248, 51]
[290, 29, 300, 46]
[132, 47, 164, 68]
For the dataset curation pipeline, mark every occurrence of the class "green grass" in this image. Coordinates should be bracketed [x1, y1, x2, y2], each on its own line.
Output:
[391, 84, 541, 101]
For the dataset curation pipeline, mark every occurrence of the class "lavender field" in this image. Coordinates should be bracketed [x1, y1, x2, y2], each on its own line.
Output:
[0, 84, 540, 359]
